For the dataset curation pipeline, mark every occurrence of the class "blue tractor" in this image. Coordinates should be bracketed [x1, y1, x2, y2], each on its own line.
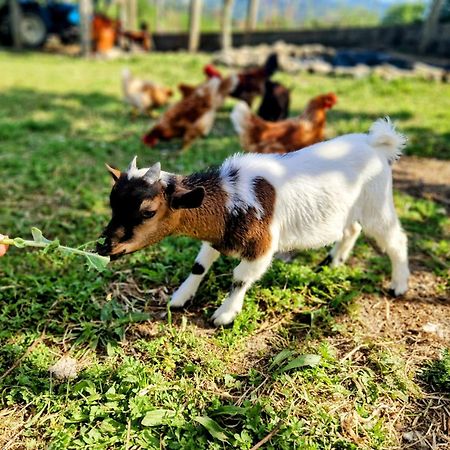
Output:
[0, 0, 80, 48]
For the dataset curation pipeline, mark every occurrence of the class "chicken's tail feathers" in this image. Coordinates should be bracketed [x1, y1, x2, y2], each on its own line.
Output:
[264, 53, 279, 78]
[122, 67, 132, 80]
[231, 101, 251, 135]
[368, 117, 406, 163]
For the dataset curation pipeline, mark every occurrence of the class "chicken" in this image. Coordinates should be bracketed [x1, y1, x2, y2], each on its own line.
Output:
[231, 93, 337, 154]
[257, 80, 290, 121]
[177, 83, 197, 99]
[177, 65, 223, 99]
[206, 53, 279, 106]
[122, 68, 173, 116]
[142, 75, 237, 149]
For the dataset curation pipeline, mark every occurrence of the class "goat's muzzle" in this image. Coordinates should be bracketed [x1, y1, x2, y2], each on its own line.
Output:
[96, 236, 112, 257]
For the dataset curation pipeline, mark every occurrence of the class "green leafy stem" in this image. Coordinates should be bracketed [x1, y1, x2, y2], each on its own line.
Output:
[0, 227, 110, 272]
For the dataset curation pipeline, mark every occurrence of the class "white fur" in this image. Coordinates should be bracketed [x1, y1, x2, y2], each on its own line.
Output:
[173, 118, 410, 325]
[230, 101, 251, 135]
[170, 243, 220, 308]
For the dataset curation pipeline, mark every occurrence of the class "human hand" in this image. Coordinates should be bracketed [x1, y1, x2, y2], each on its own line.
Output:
[0, 234, 9, 257]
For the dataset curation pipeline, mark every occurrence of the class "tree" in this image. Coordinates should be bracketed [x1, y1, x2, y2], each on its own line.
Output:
[221, 0, 234, 52]
[382, 1, 426, 25]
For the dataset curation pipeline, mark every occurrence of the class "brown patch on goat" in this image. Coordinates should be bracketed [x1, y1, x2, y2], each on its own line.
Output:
[140, 197, 162, 213]
[174, 172, 228, 244]
[213, 177, 275, 260]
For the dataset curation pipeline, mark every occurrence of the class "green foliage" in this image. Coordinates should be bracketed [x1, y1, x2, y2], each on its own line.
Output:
[422, 349, 450, 392]
[0, 227, 109, 272]
[382, 1, 426, 25]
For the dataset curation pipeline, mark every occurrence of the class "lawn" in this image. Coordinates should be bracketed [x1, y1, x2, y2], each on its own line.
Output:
[0, 51, 449, 449]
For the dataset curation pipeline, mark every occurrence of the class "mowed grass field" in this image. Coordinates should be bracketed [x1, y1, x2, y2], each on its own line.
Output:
[0, 51, 449, 449]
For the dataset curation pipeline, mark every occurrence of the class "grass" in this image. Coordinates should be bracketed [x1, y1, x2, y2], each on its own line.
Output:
[0, 51, 449, 449]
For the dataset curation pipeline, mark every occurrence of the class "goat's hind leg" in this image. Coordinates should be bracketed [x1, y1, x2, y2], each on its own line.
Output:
[365, 220, 409, 296]
[317, 222, 362, 268]
[170, 242, 220, 308]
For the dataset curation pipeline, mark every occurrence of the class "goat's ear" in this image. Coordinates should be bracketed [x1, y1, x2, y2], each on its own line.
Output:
[105, 163, 121, 182]
[171, 186, 205, 209]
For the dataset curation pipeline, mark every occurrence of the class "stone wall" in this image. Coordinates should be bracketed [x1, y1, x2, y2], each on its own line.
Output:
[152, 23, 450, 57]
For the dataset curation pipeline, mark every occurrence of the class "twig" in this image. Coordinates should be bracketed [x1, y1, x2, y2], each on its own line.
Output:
[249, 421, 283, 450]
[341, 344, 366, 362]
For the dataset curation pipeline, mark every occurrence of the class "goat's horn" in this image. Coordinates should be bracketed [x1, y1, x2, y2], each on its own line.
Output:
[127, 155, 138, 173]
[144, 162, 161, 184]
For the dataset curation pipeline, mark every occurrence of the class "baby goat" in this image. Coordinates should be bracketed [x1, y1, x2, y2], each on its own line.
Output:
[98, 118, 410, 326]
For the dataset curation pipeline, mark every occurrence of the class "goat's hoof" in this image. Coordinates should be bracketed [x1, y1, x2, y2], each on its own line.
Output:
[387, 288, 396, 298]
[388, 282, 408, 298]
[314, 254, 332, 272]
[169, 294, 192, 309]
[211, 308, 238, 327]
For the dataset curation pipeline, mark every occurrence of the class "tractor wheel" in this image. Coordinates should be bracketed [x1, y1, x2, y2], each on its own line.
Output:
[19, 11, 48, 48]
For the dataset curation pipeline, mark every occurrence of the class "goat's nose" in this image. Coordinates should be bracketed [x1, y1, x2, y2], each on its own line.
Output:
[96, 237, 112, 256]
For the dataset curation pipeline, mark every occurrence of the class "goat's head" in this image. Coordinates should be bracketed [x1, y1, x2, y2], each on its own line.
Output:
[97, 156, 205, 259]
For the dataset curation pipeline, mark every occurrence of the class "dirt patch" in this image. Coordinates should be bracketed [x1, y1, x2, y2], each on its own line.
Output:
[393, 157, 450, 211]
[335, 268, 450, 450]
[351, 271, 449, 360]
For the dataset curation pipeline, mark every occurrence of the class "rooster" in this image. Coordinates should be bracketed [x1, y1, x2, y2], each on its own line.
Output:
[177, 65, 224, 99]
[206, 54, 279, 106]
[231, 93, 337, 154]
[142, 75, 237, 149]
[122, 68, 173, 116]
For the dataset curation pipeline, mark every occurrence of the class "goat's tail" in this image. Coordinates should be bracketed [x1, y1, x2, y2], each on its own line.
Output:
[368, 117, 406, 163]
[231, 101, 251, 135]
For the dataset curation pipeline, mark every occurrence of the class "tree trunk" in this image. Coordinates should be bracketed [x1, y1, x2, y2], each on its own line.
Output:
[221, 0, 235, 52]
[79, 0, 93, 57]
[188, 0, 202, 52]
[9, 0, 22, 49]
[420, 0, 445, 53]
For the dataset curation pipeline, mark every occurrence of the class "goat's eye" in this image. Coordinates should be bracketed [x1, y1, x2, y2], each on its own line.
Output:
[142, 210, 156, 219]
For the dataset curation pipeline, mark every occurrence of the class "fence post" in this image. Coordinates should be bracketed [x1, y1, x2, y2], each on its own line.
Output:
[9, 0, 22, 49]
[128, 0, 137, 31]
[79, 0, 93, 56]
[188, 0, 202, 52]
[221, 0, 235, 52]
[420, 0, 445, 53]
[244, 0, 259, 45]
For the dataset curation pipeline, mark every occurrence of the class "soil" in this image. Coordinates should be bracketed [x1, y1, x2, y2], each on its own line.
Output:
[393, 156, 450, 211]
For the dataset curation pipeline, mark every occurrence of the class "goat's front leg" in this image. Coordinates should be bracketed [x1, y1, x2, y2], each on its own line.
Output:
[211, 252, 274, 326]
[170, 242, 220, 308]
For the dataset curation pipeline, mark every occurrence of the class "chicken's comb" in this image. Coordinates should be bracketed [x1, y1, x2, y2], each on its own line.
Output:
[204, 64, 223, 79]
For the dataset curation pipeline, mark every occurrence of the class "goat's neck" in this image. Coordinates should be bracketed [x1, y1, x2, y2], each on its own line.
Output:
[173, 179, 227, 245]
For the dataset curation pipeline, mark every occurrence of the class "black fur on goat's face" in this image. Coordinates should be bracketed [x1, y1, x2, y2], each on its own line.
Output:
[97, 161, 205, 258]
